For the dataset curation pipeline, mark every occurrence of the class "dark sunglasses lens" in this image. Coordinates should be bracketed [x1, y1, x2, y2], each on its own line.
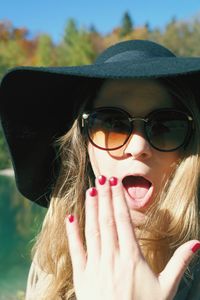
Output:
[88, 109, 132, 149]
[146, 111, 190, 151]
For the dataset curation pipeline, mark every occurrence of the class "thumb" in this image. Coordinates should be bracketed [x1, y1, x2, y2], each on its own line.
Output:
[158, 240, 200, 299]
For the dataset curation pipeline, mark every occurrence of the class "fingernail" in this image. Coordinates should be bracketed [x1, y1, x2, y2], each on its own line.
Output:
[89, 187, 97, 197]
[98, 175, 106, 185]
[109, 177, 118, 186]
[68, 214, 74, 223]
[191, 242, 200, 253]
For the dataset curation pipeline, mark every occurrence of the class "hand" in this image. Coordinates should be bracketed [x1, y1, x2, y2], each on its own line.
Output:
[66, 176, 200, 300]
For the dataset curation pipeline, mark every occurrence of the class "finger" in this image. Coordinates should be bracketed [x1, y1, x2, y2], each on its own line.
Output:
[85, 187, 101, 261]
[110, 177, 140, 258]
[65, 214, 86, 275]
[159, 240, 200, 299]
[96, 175, 119, 258]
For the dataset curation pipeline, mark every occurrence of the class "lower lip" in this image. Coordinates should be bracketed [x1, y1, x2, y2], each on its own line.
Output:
[123, 185, 154, 210]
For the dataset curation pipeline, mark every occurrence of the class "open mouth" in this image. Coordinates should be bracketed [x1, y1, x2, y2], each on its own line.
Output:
[122, 175, 153, 209]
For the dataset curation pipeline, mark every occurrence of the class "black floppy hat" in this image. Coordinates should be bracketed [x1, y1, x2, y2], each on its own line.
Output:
[1, 39, 200, 207]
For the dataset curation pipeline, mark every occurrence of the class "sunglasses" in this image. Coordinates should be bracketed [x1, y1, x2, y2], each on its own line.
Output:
[82, 107, 193, 152]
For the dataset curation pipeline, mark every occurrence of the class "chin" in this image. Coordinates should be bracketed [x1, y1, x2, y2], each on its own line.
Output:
[129, 209, 147, 227]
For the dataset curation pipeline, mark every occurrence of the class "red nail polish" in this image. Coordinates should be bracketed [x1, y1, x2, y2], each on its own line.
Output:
[109, 177, 118, 186]
[98, 175, 106, 185]
[191, 242, 200, 253]
[68, 214, 74, 223]
[89, 187, 97, 197]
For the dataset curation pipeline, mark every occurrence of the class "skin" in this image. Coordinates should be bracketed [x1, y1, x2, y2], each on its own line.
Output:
[66, 79, 200, 300]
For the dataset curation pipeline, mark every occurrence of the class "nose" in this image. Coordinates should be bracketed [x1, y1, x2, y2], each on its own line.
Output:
[123, 132, 152, 160]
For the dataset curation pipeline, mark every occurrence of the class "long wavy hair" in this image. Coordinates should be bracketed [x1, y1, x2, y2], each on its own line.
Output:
[30, 77, 200, 299]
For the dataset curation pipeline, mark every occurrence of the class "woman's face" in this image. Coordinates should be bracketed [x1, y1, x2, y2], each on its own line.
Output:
[88, 79, 181, 224]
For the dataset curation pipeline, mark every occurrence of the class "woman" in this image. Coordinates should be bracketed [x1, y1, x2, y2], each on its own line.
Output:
[0, 39, 200, 299]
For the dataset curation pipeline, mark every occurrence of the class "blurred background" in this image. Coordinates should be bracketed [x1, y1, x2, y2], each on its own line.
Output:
[1, 0, 200, 298]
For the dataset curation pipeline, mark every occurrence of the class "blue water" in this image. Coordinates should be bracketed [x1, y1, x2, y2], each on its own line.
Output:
[0, 175, 46, 299]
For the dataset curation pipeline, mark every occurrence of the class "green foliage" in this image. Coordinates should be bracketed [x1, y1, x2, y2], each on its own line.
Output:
[120, 11, 133, 37]
[0, 40, 27, 67]
[0, 175, 46, 298]
[0, 129, 11, 169]
[63, 18, 78, 45]
[16, 290, 25, 300]
[0, 54, 8, 79]
[35, 34, 55, 66]
[156, 17, 200, 56]
[56, 18, 96, 66]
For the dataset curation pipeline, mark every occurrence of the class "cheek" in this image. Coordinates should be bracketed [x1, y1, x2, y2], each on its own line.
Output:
[88, 145, 100, 176]
[88, 144, 116, 177]
[156, 151, 180, 181]
[151, 152, 180, 198]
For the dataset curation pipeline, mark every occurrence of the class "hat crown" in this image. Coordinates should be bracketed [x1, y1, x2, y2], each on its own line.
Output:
[95, 40, 176, 64]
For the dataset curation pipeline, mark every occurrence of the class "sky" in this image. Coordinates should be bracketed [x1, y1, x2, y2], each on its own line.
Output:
[1, 0, 200, 43]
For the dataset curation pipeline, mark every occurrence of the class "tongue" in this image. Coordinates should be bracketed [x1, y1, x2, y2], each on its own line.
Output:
[123, 176, 151, 199]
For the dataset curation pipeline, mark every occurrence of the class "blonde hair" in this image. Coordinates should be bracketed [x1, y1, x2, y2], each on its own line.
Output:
[31, 77, 200, 299]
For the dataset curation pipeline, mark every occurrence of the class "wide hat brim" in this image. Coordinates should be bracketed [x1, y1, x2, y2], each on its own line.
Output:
[1, 39, 200, 207]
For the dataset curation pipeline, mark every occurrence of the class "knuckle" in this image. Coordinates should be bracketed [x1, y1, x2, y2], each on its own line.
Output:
[86, 227, 100, 239]
[99, 187, 110, 198]
[101, 215, 116, 228]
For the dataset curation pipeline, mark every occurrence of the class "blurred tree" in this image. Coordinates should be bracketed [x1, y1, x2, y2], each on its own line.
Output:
[127, 26, 149, 40]
[104, 27, 122, 48]
[0, 53, 9, 78]
[35, 34, 55, 66]
[0, 173, 46, 297]
[187, 17, 200, 56]
[56, 18, 96, 66]
[0, 40, 26, 66]
[144, 22, 151, 33]
[0, 20, 37, 72]
[148, 27, 162, 44]
[89, 27, 105, 57]
[63, 18, 78, 46]
[159, 18, 194, 56]
[0, 20, 12, 41]
[159, 17, 179, 53]
[0, 129, 11, 169]
[12, 27, 29, 40]
[89, 24, 99, 34]
[120, 11, 133, 37]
